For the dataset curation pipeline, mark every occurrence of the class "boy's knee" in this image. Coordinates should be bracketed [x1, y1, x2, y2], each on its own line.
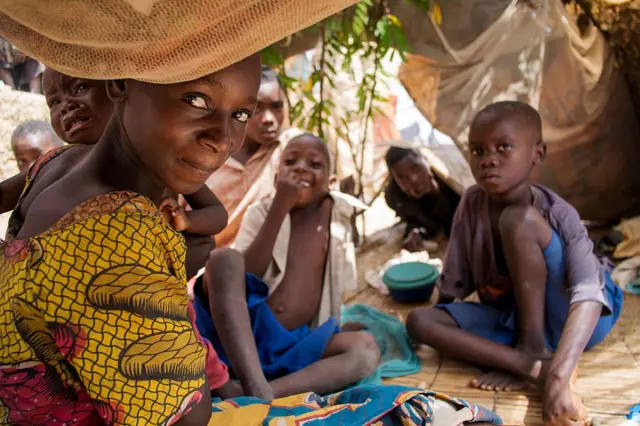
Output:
[204, 248, 245, 291]
[406, 309, 424, 337]
[406, 307, 450, 337]
[208, 247, 244, 267]
[498, 204, 546, 242]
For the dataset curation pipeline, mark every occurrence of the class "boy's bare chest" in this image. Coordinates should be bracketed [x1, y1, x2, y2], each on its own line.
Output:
[488, 209, 508, 276]
[266, 200, 332, 330]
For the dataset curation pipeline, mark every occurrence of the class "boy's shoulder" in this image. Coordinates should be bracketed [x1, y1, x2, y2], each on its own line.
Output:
[457, 185, 487, 212]
[329, 191, 368, 218]
[530, 184, 580, 220]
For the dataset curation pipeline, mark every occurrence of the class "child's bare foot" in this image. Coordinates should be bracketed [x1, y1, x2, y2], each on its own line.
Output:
[470, 344, 552, 392]
[469, 371, 532, 391]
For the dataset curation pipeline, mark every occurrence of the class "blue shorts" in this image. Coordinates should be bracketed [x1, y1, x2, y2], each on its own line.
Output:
[438, 230, 624, 351]
[193, 273, 340, 380]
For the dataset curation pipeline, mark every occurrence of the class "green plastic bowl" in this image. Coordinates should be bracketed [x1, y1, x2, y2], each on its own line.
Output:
[383, 262, 438, 303]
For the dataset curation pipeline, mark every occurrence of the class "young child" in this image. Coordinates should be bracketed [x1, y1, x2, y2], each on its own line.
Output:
[193, 133, 380, 400]
[11, 120, 63, 172]
[206, 66, 299, 247]
[384, 146, 460, 252]
[405, 102, 624, 424]
[0, 68, 227, 239]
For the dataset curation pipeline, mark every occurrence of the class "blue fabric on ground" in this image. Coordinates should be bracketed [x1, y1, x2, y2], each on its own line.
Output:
[341, 304, 421, 385]
[438, 230, 624, 351]
[628, 402, 640, 421]
[193, 273, 339, 381]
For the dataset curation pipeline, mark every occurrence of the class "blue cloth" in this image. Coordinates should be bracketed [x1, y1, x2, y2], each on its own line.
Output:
[193, 273, 339, 381]
[438, 230, 624, 351]
[341, 304, 421, 385]
[628, 402, 640, 422]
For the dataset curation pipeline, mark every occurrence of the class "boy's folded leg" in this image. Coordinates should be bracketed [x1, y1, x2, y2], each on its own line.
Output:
[270, 330, 381, 398]
[193, 273, 345, 382]
[540, 231, 623, 352]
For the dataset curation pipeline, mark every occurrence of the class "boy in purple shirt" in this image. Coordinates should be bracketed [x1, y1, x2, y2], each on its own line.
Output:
[406, 101, 623, 425]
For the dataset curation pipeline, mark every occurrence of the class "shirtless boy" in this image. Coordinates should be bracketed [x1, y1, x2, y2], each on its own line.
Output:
[194, 134, 380, 400]
[405, 102, 624, 425]
[11, 120, 63, 172]
[0, 68, 227, 240]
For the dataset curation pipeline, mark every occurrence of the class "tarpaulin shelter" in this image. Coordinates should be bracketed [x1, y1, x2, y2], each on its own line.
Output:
[390, 0, 640, 221]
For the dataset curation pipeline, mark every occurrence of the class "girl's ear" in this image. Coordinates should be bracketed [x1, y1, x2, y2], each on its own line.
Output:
[106, 80, 128, 103]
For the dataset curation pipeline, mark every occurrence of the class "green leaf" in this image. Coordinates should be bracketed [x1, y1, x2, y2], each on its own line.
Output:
[307, 114, 318, 132]
[375, 16, 389, 38]
[260, 46, 283, 67]
[373, 105, 387, 116]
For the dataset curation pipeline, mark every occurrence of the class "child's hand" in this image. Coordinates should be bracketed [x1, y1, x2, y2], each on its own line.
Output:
[274, 169, 306, 213]
[543, 378, 587, 426]
[159, 197, 190, 232]
[403, 228, 424, 252]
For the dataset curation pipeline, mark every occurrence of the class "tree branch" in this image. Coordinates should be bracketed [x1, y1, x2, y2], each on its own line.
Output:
[317, 23, 327, 139]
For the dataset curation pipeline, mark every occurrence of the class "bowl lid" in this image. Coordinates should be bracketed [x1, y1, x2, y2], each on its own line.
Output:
[383, 262, 438, 289]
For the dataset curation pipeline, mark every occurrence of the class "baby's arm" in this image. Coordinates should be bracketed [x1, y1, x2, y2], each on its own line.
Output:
[182, 186, 228, 235]
[0, 171, 27, 214]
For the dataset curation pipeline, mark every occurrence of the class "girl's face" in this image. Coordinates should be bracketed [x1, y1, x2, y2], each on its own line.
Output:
[110, 55, 262, 196]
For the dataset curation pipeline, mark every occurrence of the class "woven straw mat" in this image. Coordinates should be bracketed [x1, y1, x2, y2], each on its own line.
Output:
[0, 0, 357, 83]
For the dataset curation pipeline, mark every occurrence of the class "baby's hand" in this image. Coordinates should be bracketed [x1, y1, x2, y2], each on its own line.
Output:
[159, 197, 190, 232]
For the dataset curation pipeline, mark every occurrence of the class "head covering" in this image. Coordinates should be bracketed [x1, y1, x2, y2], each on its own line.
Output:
[0, 0, 357, 83]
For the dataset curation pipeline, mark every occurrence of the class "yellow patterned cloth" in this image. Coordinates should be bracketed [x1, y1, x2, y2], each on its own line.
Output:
[0, 148, 207, 425]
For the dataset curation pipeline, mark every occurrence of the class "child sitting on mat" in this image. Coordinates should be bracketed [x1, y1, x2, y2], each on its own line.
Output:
[193, 133, 380, 400]
[405, 101, 624, 425]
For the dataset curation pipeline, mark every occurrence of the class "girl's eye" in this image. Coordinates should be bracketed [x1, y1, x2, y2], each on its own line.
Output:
[498, 144, 511, 152]
[49, 99, 60, 108]
[471, 148, 482, 157]
[284, 159, 296, 166]
[233, 110, 251, 123]
[311, 162, 322, 168]
[183, 95, 209, 111]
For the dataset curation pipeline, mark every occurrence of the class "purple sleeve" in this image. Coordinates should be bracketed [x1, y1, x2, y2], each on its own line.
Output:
[550, 202, 610, 313]
[437, 191, 474, 300]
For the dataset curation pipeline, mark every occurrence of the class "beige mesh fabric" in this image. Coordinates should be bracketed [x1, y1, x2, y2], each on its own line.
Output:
[0, 0, 357, 83]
